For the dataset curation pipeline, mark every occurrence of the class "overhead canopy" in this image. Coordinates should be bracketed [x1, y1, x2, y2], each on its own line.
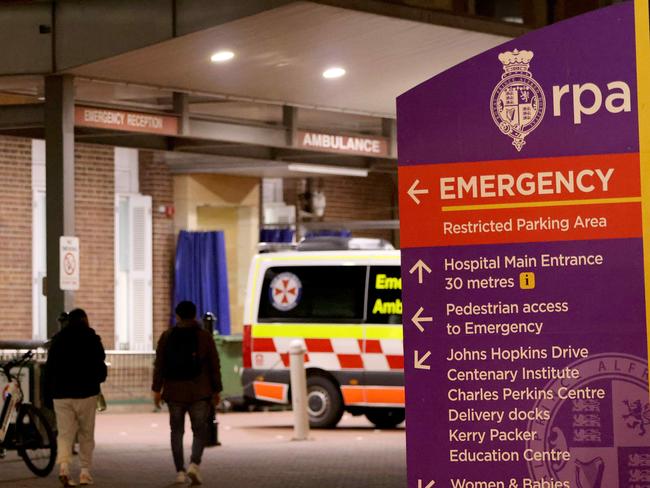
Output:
[65, 2, 510, 117]
[0, 1, 514, 177]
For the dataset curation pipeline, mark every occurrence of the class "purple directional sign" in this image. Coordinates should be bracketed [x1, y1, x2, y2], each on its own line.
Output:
[398, 4, 650, 488]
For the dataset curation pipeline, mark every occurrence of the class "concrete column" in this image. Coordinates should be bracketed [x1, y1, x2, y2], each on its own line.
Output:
[173, 92, 190, 136]
[44, 74, 75, 338]
[382, 118, 397, 159]
[283, 105, 297, 146]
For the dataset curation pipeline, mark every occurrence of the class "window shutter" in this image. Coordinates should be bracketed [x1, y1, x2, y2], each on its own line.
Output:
[128, 195, 153, 351]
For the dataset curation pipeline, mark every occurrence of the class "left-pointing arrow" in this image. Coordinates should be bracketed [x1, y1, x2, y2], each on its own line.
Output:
[411, 307, 433, 333]
[408, 179, 429, 205]
[414, 350, 431, 370]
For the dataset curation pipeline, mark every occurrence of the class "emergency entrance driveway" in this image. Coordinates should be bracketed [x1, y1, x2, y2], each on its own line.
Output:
[0, 410, 406, 487]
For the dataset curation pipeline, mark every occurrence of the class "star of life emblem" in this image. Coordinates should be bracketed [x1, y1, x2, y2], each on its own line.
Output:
[490, 49, 546, 151]
[269, 272, 302, 311]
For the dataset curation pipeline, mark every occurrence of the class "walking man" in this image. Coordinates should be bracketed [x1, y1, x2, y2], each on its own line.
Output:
[46, 308, 107, 487]
[152, 301, 222, 485]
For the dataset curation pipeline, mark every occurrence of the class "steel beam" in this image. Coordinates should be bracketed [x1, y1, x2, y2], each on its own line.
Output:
[315, 0, 528, 37]
[165, 153, 286, 173]
[74, 132, 172, 151]
[0, 103, 44, 129]
[188, 119, 288, 147]
[44, 75, 75, 338]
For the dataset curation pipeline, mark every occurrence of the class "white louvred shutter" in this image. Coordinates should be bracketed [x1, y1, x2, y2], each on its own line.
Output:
[128, 195, 153, 351]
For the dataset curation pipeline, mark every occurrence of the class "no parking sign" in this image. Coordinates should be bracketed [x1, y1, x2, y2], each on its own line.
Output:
[59, 236, 79, 291]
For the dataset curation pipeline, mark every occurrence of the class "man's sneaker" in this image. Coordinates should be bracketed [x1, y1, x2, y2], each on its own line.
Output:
[79, 469, 94, 485]
[187, 463, 203, 485]
[175, 471, 188, 484]
[59, 464, 77, 487]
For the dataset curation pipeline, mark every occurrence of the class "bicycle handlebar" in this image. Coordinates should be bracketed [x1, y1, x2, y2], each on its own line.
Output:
[0, 350, 33, 379]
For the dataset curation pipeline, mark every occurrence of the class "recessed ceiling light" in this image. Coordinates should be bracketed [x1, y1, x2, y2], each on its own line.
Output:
[210, 50, 235, 63]
[322, 67, 346, 79]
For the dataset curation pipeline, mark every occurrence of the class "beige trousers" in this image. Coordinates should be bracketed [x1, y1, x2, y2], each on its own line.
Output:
[53, 396, 98, 469]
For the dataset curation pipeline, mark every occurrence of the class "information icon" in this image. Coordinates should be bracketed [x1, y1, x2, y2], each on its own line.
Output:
[519, 272, 535, 289]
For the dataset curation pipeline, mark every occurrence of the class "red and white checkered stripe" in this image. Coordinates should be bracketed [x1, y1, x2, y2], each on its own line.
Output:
[251, 337, 404, 371]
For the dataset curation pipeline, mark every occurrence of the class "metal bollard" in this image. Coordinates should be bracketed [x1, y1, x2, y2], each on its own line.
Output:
[289, 340, 310, 441]
[206, 403, 220, 447]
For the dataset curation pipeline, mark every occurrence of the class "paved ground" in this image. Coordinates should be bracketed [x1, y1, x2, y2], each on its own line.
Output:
[0, 409, 406, 487]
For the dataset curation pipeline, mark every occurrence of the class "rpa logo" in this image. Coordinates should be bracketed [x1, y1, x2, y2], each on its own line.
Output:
[491, 49, 632, 151]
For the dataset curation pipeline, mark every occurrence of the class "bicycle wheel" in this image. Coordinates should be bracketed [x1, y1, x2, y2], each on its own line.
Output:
[16, 404, 57, 477]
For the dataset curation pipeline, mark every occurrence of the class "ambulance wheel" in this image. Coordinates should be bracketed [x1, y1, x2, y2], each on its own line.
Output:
[365, 408, 405, 429]
[306, 376, 343, 428]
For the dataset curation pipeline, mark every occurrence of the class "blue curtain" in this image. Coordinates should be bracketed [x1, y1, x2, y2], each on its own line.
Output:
[173, 231, 231, 334]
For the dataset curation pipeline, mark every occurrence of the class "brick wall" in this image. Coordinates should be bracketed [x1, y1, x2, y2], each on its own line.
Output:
[0, 137, 32, 340]
[74, 144, 115, 345]
[284, 173, 398, 244]
[0, 139, 118, 343]
[139, 151, 175, 344]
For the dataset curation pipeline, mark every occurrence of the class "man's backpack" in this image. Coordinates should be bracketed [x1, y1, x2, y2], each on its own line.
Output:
[163, 327, 202, 381]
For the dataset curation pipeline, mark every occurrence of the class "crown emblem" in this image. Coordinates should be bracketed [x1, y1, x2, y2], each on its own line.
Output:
[498, 49, 534, 77]
[490, 48, 545, 151]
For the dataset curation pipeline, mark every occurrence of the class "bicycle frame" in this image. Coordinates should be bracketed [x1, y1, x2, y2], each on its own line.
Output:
[0, 376, 22, 443]
[0, 353, 29, 444]
[0, 350, 56, 478]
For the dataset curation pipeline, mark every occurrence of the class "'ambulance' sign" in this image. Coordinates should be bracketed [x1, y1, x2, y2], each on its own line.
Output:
[59, 236, 79, 291]
[297, 130, 389, 157]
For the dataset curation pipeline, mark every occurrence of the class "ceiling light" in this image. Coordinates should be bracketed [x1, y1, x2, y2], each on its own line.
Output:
[288, 163, 367, 177]
[322, 67, 346, 79]
[210, 50, 235, 63]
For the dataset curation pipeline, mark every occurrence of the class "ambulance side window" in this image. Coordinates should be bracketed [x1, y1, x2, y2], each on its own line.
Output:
[258, 266, 366, 323]
[366, 266, 402, 324]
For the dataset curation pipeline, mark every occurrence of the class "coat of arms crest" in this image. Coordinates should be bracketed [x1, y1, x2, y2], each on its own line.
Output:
[490, 49, 545, 151]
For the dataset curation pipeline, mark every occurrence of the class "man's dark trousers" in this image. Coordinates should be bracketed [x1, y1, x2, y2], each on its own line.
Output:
[168, 399, 211, 471]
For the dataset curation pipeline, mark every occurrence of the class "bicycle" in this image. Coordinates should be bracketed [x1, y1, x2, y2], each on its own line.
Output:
[0, 350, 57, 476]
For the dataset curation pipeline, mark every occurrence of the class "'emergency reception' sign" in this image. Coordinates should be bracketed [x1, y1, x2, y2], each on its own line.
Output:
[397, 3, 650, 488]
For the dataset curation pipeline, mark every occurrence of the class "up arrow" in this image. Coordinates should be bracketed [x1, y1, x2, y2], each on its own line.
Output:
[414, 350, 431, 370]
[408, 179, 429, 205]
[418, 481, 436, 488]
[411, 307, 432, 333]
[409, 259, 432, 284]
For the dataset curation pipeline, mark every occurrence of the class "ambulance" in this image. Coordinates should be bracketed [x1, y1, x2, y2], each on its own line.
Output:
[241, 238, 404, 428]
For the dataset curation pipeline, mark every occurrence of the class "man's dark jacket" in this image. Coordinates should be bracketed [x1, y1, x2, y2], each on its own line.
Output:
[152, 321, 222, 403]
[46, 324, 107, 399]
